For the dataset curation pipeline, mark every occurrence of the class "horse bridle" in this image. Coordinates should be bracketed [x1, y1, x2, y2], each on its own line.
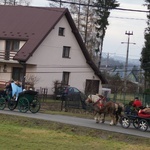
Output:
[93, 97, 105, 108]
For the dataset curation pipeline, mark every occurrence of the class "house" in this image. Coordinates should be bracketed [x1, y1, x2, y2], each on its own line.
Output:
[111, 68, 137, 83]
[0, 5, 107, 95]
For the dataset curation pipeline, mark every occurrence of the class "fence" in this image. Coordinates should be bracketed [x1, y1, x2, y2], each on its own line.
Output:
[109, 92, 150, 107]
[36, 87, 48, 101]
[60, 93, 86, 111]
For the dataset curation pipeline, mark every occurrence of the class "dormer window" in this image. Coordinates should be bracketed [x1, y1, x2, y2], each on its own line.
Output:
[58, 27, 65, 36]
[6, 40, 20, 51]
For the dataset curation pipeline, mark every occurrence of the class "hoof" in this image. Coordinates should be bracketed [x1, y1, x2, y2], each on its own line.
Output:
[101, 119, 105, 123]
[109, 123, 114, 126]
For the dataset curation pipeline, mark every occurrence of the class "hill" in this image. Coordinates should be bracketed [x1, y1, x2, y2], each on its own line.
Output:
[101, 55, 140, 68]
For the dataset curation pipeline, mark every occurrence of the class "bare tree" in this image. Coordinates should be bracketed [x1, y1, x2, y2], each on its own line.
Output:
[25, 74, 40, 89]
[0, 0, 31, 5]
[69, 0, 99, 65]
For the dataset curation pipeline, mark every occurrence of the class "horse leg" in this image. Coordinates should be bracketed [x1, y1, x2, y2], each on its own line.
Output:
[101, 113, 105, 123]
[94, 111, 100, 123]
[113, 115, 117, 125]
[115, 113, 119, 125]
[109, 114, 116, 125]
[97, 113, 101, 123]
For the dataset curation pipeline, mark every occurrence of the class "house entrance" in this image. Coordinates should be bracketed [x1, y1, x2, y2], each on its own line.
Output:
[12, 67, 23, 81]
[85, 79, 99, 95]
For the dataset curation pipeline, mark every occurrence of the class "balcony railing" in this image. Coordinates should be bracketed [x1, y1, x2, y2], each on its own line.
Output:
[0, 50, 17, 61]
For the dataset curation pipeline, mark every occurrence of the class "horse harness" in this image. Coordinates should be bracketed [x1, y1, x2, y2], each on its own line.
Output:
[93, 98, 105, 108]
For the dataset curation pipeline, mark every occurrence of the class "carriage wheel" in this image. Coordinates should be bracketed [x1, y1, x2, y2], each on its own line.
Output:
[138, 119, 149, 131]
[29, 99, 40, 113]
[18, 97, 29, 113]
[8, 100, 17, 111]
[0, 97, 6, 110]
[121, 116, 130, 128]
[133, 118, 139, 129]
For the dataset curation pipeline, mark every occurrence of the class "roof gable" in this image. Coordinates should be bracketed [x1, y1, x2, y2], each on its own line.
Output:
[0, 5, 66, 61]
[0, 5, 107, 84]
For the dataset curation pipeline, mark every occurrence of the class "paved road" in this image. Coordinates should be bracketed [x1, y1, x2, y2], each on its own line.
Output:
[0, 109, 149, 138]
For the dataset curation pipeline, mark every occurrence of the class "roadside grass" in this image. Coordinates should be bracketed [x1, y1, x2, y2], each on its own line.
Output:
[0, 114, 149, 150]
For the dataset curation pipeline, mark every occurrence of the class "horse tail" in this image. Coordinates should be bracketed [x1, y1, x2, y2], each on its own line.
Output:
[116, 102, 124, 113]
[115, 103, 124, 124]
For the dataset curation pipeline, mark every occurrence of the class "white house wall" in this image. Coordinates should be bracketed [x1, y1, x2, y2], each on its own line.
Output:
[27, 16, 102, 94]
[0, 40, 5, 50]
[0, 66, 11, 81]
[0, 40, 26, 50]
[0, 40, 26, 82]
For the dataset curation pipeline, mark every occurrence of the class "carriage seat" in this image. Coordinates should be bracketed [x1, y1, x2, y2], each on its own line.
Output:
[138, 108, 150, 118]
[19, 90, 38, 96]
[124, 105, 138, 116]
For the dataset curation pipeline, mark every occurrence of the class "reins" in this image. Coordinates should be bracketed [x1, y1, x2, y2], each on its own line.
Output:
[93, 99, 101, 105]
[93, 99, 104, 108]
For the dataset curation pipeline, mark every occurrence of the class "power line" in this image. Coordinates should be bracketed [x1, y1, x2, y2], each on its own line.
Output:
[110, 16, 146, 21]
[48, 0, 149, 13]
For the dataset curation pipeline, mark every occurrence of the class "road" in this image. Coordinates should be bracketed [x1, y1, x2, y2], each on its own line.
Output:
[0, 109, 149, 138]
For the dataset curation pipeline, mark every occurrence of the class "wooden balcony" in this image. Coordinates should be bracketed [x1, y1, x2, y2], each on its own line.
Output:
[0, 50, 17, 61]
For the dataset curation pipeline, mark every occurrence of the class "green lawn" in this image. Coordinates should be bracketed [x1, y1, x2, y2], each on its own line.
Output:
[0, 114, 149, 150]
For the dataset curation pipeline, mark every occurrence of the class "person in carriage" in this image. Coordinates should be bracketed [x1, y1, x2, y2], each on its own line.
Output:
[4, 80, 22, 101]
[5, 79, 14, 101]
[11, 80, 23, 101]
[127, 97, 144, 115]
[132, 97, 143, 110]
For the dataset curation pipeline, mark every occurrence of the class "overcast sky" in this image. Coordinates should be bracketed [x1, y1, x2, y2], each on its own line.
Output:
[30, 0, 148, 60]
[103, 0, 147, 60]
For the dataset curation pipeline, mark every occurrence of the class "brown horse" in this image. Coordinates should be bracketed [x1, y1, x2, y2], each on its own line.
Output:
[85, 94, 124, 125]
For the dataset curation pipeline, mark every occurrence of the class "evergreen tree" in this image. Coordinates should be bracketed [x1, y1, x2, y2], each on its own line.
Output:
[94, 0, 119, 68]
[140, 0, 150, 89]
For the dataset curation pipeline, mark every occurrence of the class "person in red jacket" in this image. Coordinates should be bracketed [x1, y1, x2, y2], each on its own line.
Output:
[132, 97, 143, 110]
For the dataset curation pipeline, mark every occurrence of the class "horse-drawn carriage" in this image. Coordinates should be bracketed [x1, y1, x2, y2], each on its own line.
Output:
[121, 105, 150, 131]
[0, 82, 40, 113]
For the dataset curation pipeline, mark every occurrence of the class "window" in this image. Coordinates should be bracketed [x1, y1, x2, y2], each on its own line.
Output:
[12, 67, 23, 81]
[62, 72, 70, 85]
[62, 46, 70, 58]
[58, 27, 65, 36]
[6, 40, 20, 51]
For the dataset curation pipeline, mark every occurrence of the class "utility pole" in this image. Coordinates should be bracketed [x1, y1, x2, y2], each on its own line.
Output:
[106, 52, 109, 68]
[60, 0, 62, 7]
[121, 31, 135, 101]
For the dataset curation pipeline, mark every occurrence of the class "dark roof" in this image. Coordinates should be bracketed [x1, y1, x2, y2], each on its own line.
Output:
[0, 5, 107, 84]
[111, 68, 134, 79]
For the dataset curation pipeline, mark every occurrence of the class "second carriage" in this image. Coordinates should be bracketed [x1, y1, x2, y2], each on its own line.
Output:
[120, 105, 150, 132]
[0, 83, 40, 113]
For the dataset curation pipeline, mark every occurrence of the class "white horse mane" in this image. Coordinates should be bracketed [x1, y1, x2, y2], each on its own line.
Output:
[88, 94, 101, 103]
